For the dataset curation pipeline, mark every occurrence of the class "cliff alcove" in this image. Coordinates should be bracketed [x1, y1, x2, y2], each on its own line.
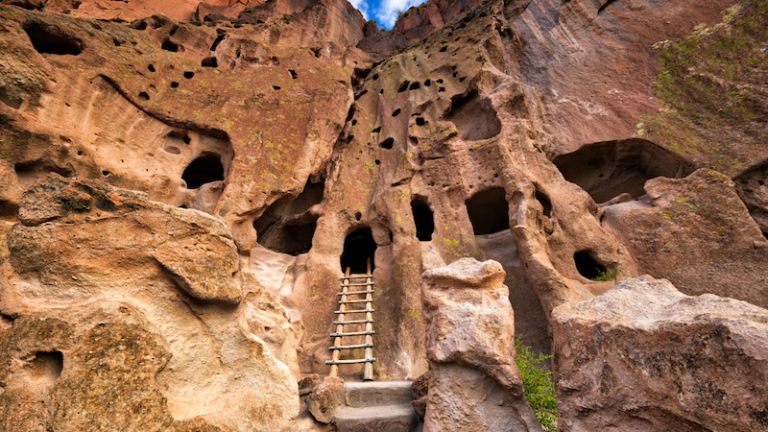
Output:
[552, 138, 695, 203]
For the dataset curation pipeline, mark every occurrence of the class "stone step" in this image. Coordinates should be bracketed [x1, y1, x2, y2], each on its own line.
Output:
[344, 381, 413, 408]
[334, 404, 419, 432]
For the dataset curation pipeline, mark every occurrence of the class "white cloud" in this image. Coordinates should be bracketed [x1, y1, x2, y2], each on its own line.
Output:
[375, 0, 425, 28]
[349, 0, 370, 20]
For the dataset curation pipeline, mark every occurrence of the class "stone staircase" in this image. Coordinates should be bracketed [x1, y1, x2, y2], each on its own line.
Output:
[333, 381, 420, 432]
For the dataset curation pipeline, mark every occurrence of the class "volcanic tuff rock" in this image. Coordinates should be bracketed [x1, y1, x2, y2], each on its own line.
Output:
[553, 275, 768, 432]
[1, 176, 299, 431]
[420, 258, 541, 432]
[602, 169, 768, 308]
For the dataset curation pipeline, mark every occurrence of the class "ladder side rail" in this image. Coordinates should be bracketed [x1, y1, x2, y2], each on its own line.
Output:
[329, 267, 351, 378]
[363, 259, 374, 381]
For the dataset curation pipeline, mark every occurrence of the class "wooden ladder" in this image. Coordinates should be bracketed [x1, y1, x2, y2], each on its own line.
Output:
[326, 260, 376, 380]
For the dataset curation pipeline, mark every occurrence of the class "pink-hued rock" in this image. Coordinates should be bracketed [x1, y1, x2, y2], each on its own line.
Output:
[1, 175, 300, 432]
[421, 258, 542, 432]
[602, 169, 768, 309]
[553, 275, 768, 432]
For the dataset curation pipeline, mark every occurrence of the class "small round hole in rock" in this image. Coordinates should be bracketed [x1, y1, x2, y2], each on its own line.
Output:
[391, 109, 401, 117]
[171, 81, 179, 88]
[138, 92, 149, 100]
[355, 211, 362, 221]
[272, 85, 281, 90]
[147, 64, 155, 72]
[379, 138, 394, 149]
[288, 69, 297, 79]
[415, 117, 426, 126]
[183, 71, 194, 79]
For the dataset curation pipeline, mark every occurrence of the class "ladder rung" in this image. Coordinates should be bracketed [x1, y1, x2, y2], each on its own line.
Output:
[335, 309, 374, 314]
[332, 319, 373, 325]
[340, 274, 372, 280]
[328, 343, 374, 350]
[325, 358, 376, 365]
[341, 282, 374, 287]
[339, 299, 371, 304]
[330, 330, 375, 337]
[338, 290, 375, 295]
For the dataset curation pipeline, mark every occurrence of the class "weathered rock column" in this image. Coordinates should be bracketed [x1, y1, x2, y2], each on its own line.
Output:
[553, 275, 768, 432]
[420, 258, 542, 432]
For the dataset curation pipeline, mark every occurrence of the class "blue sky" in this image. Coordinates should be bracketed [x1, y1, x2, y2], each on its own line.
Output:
[349, 0, 428, 29]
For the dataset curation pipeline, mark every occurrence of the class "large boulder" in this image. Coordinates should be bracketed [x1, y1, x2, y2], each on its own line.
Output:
[420, 258, 542, 432]
[602, 169, 768, 308]
[0, 176, 299, 432]
[553, 275, 768, 432]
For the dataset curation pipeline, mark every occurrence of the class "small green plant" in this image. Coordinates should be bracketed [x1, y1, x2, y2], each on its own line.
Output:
[590, 267, 620, 282]
[515, 338, 558, 432]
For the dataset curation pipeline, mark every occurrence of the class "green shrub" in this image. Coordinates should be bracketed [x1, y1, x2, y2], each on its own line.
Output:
[515, 338, 558, 432]
[590, 268, 620, 282]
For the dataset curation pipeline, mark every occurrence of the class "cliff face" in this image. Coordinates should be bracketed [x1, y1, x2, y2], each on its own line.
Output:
[0, 0, 767, 430]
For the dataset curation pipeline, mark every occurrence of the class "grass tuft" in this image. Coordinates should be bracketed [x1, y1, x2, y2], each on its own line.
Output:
[515, 338, 558, 432]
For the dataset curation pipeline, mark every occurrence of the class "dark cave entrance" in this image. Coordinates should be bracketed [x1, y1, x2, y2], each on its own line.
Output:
[466, 187, 510, 235]
[573, 250, 607, 280]
[340, 227, 377, 274]
[182, 153, 224, 189]
[411, 196, 434, 241]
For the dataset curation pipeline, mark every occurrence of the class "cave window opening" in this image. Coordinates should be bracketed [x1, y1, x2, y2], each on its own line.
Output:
[466, 187, 510, 235]
[201, 57, 218, 67]
[30, 350, 63, 380]
[182, 153, 224, 189]
[23, 22, 83, 55]
[161, 38, 180, 52]
[340, 227, 377, 274]
[0, 200, 19, 218]
[411, 197, 435, 241]
[573, 250, 607, 280]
